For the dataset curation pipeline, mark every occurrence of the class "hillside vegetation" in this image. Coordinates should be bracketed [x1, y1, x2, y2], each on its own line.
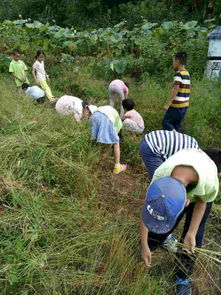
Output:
[1, 0, 221, 29]
[0, 17, 221, 295]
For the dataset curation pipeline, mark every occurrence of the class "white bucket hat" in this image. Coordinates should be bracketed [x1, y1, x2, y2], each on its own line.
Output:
[88, 105, 98, 114]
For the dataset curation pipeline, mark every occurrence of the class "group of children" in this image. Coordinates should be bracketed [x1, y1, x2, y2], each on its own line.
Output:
[9, 49, 56, 103]
[9, 49, 221, 295]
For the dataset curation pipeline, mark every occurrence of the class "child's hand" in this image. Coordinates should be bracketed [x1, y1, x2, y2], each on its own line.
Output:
[163, 104, 170, 111]
[21, 77, 26, 82]
[141, 244, 152, 267]
[46, 75, 50, 82]
[183, 232, 196, 254]
[35, 79, 40, 85]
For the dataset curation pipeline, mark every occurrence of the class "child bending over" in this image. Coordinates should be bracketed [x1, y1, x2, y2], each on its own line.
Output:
[55, 95, 83, 122]
[140, 149, 220, 295]
[82, 102, 127, 175]
[109, 79, 129, 116]
[22, 83, 45, 103]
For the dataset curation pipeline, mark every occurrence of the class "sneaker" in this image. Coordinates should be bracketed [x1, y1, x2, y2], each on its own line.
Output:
[162, 234, 178, 252]
[113, 164, 128, 175]
[176, 276, 192, 295]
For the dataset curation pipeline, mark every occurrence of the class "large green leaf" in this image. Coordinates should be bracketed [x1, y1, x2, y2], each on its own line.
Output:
[110, 60, 127, 75]
[182, 21, 198, 30]
[161, 21, 176, 30]
[26, 21, 43, 29]
[141, 22, 158, 33]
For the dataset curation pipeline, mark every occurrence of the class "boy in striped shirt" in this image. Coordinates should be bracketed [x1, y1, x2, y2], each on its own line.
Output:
[140, 130, 199, 179]
[163, 52, 190, 132]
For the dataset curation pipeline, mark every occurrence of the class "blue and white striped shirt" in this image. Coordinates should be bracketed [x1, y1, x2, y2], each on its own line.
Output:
[145, 130, 199, 160]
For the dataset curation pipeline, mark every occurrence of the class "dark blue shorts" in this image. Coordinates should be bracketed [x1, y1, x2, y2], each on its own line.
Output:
[139, 137, 164, 179]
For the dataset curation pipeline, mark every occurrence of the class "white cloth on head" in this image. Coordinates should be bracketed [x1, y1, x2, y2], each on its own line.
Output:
[88, 105, 98, 114]
[26, 86, 45, 99]
[33, 60, 46, 81]
[55, 95, 83, 122]
[123, 118, 144, 134]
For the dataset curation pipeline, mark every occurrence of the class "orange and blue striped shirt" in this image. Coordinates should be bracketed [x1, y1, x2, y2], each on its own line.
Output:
[171, 70, 190, 108]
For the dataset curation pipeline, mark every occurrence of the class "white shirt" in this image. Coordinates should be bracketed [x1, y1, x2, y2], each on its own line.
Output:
[33, 60, 46, 81]
[55, 95, 83, 122]
[26, 86, 45, 99]
[152, 149, 219, 203]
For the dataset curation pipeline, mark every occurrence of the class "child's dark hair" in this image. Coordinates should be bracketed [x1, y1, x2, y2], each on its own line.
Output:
[175, 52, 187, 65]
[122, 98, 135, 111]
[12, 49, 20, 56]
[35, 49, 46, 59]
[82, 101, 89, 109]
[203, 148, 221, 173]
[124, 81, 129, 89]
[22, 83, 30, 90]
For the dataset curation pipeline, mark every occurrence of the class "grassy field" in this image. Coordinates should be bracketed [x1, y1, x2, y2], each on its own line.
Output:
[0, 61, 221, 295]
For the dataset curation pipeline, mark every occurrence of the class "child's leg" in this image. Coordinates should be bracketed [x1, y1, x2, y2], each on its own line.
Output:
[119, 89, 125, 116]
[74, 112, 82, 122]
[139, 137, 164, 179]
[17, 87, 23, 92]
[39, 80, 54, 100]
[174, 107, 188, 132]
[109, 87, 115, 109]
[113, 143, 127, 174]
[113, 143, 120, 165]
[176, 202, 213, 279]
[162, 107, 176, 131]
[123, 118, 143, 134]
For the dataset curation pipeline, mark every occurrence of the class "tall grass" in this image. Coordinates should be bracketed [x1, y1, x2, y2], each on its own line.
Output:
[0, 64, 220, 294]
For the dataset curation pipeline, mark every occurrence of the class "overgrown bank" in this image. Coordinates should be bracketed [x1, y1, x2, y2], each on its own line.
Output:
[0, 62, 221, 293]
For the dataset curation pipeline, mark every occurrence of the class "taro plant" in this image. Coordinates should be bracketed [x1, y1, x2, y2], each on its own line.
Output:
[110, 59, 127, 75]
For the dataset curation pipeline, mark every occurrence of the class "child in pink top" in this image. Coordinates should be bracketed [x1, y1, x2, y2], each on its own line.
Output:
[121, 99, 145, 134]
[109, 79, 129, 116]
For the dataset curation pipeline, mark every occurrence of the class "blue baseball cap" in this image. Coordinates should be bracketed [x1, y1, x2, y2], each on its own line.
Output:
[142, 177, 186, 234]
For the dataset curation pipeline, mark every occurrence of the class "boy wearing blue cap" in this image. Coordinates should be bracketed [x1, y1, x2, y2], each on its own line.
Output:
[140, 149, 219, 295]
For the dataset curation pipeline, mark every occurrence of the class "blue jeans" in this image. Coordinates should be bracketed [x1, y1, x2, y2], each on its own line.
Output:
[139, 137, 164, 179]
[162, 107, 188, 132]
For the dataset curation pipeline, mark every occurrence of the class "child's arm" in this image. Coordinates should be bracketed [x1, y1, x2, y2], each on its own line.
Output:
[140, 219, 152, 267]
[45, 70, 50, 83]
[121, 114, 128, 121]
[183, 198, 206, 254]
[74, 112, 82, 122]
[121, 112, 129, 121]
[32, 68, 39, 84]
[44, 67, 50, 82]
[124, 88, 129, 98]
[10, 73, 25, 82]
[163, 83, 180, 111]
[23, 62, 28, 81]
[25, 70, 28, 81]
